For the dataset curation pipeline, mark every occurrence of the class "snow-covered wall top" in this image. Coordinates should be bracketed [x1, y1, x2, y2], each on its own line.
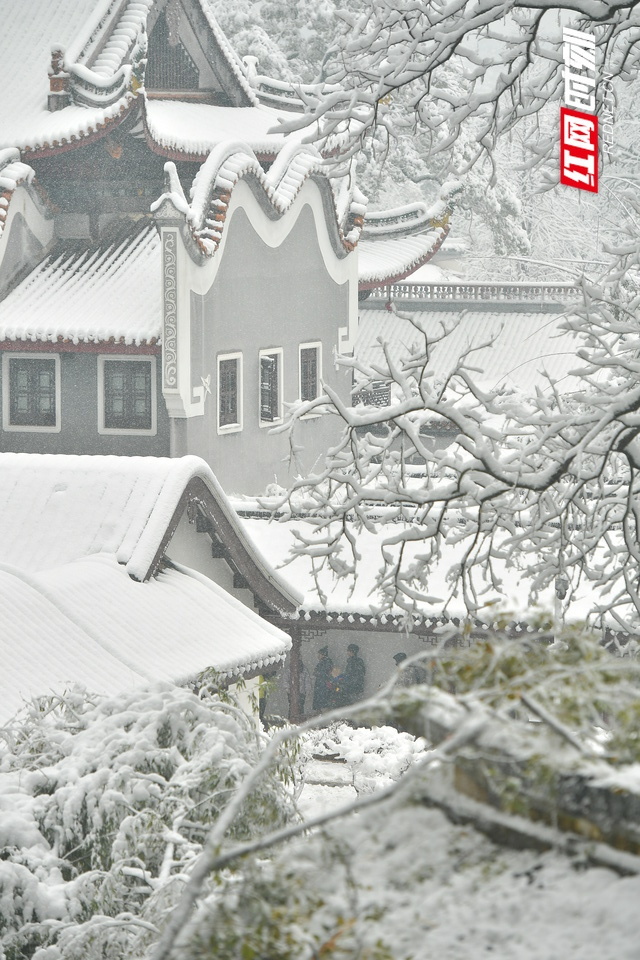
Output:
[152, 141, 364, 257]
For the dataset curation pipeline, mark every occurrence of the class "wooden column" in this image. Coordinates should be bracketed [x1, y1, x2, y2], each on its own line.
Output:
[288, 625, 302, 722]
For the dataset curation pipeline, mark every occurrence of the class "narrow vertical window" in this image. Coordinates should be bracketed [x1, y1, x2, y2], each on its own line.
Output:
[259, 350, 282, 423]
[300, 344, 320, 402]
[218, 353, 242, 432]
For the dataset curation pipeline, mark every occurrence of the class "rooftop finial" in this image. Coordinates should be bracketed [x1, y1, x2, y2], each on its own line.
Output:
[48, 45, 71, 112]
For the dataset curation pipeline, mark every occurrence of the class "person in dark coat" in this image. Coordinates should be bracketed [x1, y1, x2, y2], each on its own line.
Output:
[312, 646, 333, 711]
[342, 643, 366, 704]
[393, 652, 425, 687]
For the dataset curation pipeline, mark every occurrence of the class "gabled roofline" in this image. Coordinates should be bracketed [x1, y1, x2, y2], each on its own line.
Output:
[151, 141, 364, 261]
[0, 150, 54, 239]
[145, 476, 300, 617]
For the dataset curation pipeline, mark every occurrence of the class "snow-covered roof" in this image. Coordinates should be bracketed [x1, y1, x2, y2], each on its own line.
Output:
[357, 186, 461, 288]
[0, 0, 139, 154]
[0, 221, 161, 346]
[0, 453, 212, 579]
[143, 100, 297, 159]
[356, 309, 581, 395]
[0, 453, 300, 614]
[0, 0, 302, 162]
[358, 231, 449, 288]
[0, 553, 290, 723]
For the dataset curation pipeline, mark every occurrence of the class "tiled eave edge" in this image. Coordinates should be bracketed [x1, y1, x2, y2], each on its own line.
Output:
[142, 126, 277, 166]
[17, 96, 137, 160]
[0, 339, 160, 354]
[358, 223, 451, 292]
[144, 476, 301, 619]
[266, 608, 630, 649]
[190, 653, 287, 690]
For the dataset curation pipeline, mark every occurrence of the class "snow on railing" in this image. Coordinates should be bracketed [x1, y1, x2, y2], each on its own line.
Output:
[366, 282, 578, 303]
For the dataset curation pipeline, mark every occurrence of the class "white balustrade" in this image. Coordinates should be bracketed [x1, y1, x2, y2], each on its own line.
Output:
[365, 282, 577, 303]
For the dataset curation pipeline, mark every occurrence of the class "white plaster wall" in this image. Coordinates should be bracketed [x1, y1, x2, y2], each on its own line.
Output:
[165, 512, 256, 610]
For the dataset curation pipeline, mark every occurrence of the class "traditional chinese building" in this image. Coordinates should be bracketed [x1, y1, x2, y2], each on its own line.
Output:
[0, 0, 455, 495]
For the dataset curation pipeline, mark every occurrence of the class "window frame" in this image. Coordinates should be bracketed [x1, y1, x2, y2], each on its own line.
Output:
[2, 352, 61, 433]
[258, 347, 283, 428]
[217, 352, 243, 435]
[299, 341, 322, 412]
[97, 355, 157, 436]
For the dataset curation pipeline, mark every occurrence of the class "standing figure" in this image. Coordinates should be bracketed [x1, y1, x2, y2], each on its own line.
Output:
[393, 652, 425, 687]
[342, 643, 366, 704]
[312, 646, 333, 712]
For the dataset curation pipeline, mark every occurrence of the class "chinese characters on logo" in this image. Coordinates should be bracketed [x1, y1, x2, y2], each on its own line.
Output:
[561, 28, 598, 193]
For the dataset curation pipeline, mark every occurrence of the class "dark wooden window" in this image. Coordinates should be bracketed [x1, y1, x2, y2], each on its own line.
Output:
[300, 346, 319, 401]
[219, 357, 239, 427]
[103, 360, 152, 430]
[9, 357, 57, 427]
[260, 353, 280, 422]
[147, 11, 199, 90]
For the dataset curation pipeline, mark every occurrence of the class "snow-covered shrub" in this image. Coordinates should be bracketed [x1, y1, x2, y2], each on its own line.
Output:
[424, 623, 640, 762]
[0, 684, 297, 959]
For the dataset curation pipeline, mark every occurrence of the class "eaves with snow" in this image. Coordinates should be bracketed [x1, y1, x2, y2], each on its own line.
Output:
[0, 0, 460, 310]
[0, 453, 300, 719]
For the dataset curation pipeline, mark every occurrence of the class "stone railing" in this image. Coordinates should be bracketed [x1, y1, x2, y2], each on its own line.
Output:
[366, 282, 577, 304]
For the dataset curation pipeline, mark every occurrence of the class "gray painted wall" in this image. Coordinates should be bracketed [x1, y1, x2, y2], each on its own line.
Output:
[174, 204, 351, 495]
[0, 352, 170, 456]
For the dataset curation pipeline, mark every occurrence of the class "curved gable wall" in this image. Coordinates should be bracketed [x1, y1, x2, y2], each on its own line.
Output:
[165, 177, 356, 494]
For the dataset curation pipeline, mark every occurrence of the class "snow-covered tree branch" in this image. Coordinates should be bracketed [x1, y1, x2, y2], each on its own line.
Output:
[279, 0, 640, 175]
[277, 202, 640, 634]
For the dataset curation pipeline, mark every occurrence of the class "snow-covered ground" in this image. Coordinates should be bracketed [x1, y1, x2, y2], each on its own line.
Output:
[294, 723, 640, 960]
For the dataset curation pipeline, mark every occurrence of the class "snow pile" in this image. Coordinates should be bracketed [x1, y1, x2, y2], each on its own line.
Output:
[188, 758, 640, 960]
[299, 721, 428, 795]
